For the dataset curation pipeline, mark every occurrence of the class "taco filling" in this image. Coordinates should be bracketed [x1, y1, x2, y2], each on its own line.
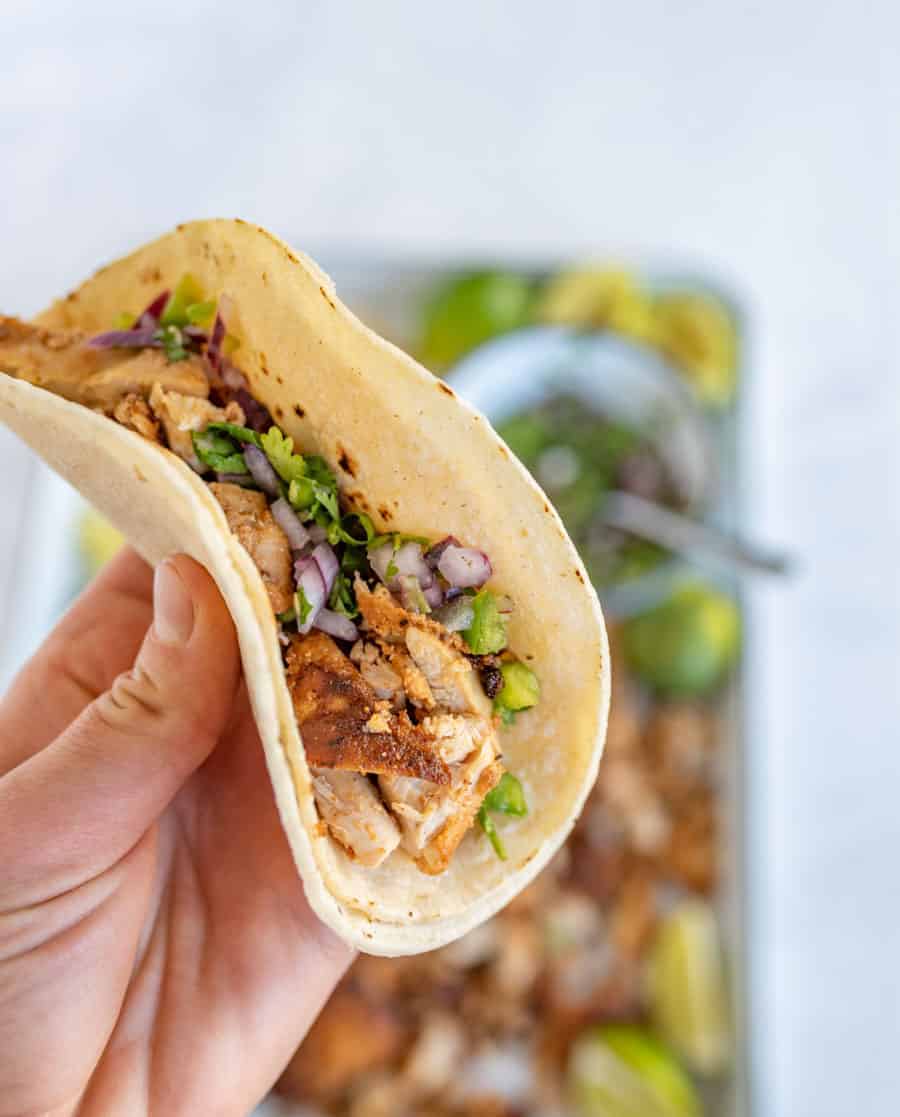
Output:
[0, 276, 541, 875]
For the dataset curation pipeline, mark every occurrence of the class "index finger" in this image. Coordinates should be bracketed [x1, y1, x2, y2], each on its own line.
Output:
[0, 547, 155, 774]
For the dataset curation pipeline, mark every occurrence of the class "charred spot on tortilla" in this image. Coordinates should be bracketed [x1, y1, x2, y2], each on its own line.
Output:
[294, 404, 305, 417]
[438, 382, 454, 396]
[338, 447, 357, 478]
[319, 285, 337, 310]
[378, 504, 392, 522]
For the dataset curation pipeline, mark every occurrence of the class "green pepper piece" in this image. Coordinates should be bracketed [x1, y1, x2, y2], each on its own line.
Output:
[494, 661, 540, 715]
[462, 590, 507, 655]
[477, 805, 506, 860]
[185, 299, 216, 326]
[483, 772, 528, 817]
[160, 274, 206, 327]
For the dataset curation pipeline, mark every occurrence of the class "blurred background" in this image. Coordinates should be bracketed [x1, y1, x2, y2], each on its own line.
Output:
[2, 3, 898, 1116]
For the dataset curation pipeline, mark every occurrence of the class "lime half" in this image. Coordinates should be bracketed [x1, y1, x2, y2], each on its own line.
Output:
[568, 1023, 702, 1117]
[649, 900, 731, 1076]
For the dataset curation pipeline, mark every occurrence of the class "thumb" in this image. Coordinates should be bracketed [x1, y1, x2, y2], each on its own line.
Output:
[0, 556, 241, 906]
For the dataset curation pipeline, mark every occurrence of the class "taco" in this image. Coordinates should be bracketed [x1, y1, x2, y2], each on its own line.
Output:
[0, 220, 609, 955]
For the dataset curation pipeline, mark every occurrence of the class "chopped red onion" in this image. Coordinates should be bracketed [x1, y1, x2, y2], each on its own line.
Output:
[272, 498, 310, 550]
[222, 362, 248, 390]
[295, 557, 327, 634]
[437, 544, 492, 589]
[136, 290, 170, 328]
[87, 324, 159, 350]
[314, 609, 359, 642]
[215, 471, 255, 486]
[206, 310, 227, 371]
[433, 597, 476, 631]
[423, 580, 444, 608]
[307, 522, 328, 544]
[399, 575, 431, 614]
[244, 444, 280, 496]
[310, 542, 339, 596]
[183, 325, 208, 345]
[425, 535, 461, 569]
[369, 540, 433, 592]
[234, 387, 272, 432]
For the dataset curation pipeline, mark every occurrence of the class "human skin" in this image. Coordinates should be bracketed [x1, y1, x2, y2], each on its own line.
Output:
[0, 549, 352, 1117]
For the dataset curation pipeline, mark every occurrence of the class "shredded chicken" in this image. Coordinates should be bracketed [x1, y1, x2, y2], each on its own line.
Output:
[311, 769, 401, 868]
[0, 316, 210, 408]
[209, 482, 294, 614]
[286, 632, 450, 783]
[380, 728, 502, 876]
[113, 393, 159, 441]
[292, 594, 501, 872]
[355, 579, 466, 651]
[149, 383, 245, 471]
[350, 640, 405, 707]
[405, 626, 491, 717]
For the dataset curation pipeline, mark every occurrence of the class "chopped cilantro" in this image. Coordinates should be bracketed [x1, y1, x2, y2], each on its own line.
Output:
[154, 323, 189, 362]
[327, 513, 376, 547]
[207, 421, 263, 447]
[261, 427, 309, 485]
[368, 531, 430, 551]
[329, 568, 359, 619]
[192, 429, 248, 474]
[294, 587, 313, 626]
[385, 559, 399, 580]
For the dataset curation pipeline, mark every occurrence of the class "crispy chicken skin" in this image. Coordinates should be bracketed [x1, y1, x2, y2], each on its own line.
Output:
[0, 316, 209, 408]
[286, 632, 450, 784]
[311, 769, 401, 868]
[150, 384, 245, 471]
[209, 482, 294, 614]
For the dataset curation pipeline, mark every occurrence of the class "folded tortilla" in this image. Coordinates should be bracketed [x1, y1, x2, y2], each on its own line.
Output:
[0, 220, 610, 955]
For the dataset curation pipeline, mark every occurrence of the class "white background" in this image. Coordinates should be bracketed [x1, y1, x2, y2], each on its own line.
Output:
[2, 3, 899, 1114]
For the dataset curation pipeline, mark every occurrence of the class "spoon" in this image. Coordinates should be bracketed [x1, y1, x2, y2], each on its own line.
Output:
[601, 490, 790, 577]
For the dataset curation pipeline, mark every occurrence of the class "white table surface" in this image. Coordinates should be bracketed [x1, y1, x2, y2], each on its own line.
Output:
[3, 4, 899, 1115]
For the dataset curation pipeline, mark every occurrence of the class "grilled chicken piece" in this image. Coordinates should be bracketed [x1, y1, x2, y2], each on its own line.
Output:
[379, 725, 502, 875]
[311, 769, 400, 868]
[149, 384, 245, 471]
[379, 643, 436, 710]
[350, 640, 405, 707]
[0, 317, 209, 408]
[405, 626, 491, 717]
[286, 632, 449, 784]
[113, 393, 160, 441]
[209, 482, 294, 614]
[355, 579, 490, 716]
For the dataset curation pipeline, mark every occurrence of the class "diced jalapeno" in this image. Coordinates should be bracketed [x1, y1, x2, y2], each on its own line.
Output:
[463, 590, 507, 654]
[494, 661, 540, 716]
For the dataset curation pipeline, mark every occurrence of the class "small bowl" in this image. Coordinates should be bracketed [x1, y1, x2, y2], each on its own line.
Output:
[448, 327, 718, 615]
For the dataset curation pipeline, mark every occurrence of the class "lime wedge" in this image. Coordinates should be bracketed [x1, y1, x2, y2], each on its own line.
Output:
[568, 1024, 702, 1117]
[649, 900, 731, 1075]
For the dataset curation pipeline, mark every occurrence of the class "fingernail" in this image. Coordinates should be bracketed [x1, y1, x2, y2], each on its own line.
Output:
[153, 560, 195, 645]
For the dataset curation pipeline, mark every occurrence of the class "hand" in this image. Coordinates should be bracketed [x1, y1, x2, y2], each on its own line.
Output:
[0, 550, 352, 1117]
